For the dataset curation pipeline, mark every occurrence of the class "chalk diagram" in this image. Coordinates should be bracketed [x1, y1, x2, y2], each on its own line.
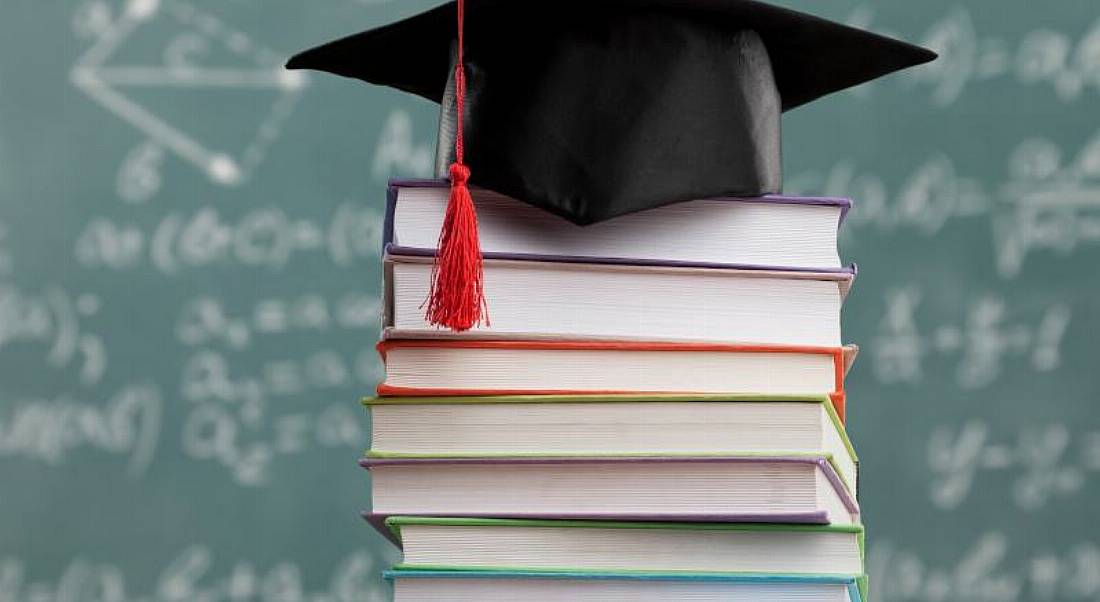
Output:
[70, 0, 308, 202]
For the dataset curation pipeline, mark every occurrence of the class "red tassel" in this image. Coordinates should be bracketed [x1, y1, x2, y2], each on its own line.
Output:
[424, 0, 486, 331]
[426, 163, 486, 331]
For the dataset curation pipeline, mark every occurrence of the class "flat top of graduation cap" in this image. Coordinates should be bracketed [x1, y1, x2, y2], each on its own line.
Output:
[288, 0, 936, 225]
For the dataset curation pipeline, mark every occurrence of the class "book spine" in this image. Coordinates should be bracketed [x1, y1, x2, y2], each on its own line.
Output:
[375, 341, 848, 416]
[382, 182, 398, 251]
[384, 181, 854, 272]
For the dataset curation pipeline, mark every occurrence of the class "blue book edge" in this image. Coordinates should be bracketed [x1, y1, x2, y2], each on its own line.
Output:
[383, 569, 864, 601]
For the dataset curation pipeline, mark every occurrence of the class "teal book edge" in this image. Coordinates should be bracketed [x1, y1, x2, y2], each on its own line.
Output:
[384, 569, 865, 601]
[384, 517, 865, 587]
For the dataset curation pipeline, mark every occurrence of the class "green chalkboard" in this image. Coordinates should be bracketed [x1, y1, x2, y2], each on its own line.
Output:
[1, 0, 1098, 600]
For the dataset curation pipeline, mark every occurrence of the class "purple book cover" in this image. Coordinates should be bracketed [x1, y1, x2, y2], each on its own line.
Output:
[384, 178, 856, 275]
[360, 455, 859, 536]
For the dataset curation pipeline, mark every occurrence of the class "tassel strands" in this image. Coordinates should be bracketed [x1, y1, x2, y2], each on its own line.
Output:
[425, 163, 487, 331]
[425, 0, 487, 331]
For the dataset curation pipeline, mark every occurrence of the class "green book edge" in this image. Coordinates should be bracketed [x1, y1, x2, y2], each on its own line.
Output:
[363, 393, 858, 464]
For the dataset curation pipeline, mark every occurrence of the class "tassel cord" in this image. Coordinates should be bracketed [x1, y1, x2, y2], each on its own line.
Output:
[424, 0, 487, 332]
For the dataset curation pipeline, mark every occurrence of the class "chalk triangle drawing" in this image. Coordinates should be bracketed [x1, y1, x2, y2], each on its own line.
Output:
[71, 0, 307, 186]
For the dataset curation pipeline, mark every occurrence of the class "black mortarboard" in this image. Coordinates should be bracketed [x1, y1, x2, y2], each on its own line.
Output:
[287, 0, 935, 330]
[288, 0, 935, 224]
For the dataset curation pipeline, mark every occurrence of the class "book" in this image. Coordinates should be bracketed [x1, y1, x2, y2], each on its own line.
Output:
[386, 569, 866, 602]
[375, 339, 856, 419]
[378, 517, 864, 576]
[362, 456, 860, 524]
[384, 254, 853, 346]
[364, 394, 857, 495]
[385, 179, 852, 272]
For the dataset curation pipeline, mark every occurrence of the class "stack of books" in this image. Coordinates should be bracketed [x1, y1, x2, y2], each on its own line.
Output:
[365, 179, 864, 601]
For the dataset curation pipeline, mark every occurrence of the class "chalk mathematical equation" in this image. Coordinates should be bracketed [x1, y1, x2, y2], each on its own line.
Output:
[788, 153, 990, 239]
[181, 349, 380, 409]
[792, 129, 1100, 280]
[372, 110, 434, 180]
[181, 399, 365, 486]
[994, 132, 1100, 278]
[0, 286, 108, 386]
[176, 293, 380, 351]
[870, 289, 1070, 390]
[0, 546, 393, 602]
[848, 5, 1100, 106]
[869, 534, 1100, 602]
[928, 421, 1100, 511]
[74, 203, 384, 274]
[0, 384, 161, 476]
[180, 348, 376, 485]
[70, 0, 306, 201]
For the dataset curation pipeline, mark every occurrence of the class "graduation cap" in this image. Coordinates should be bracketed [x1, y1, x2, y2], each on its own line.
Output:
[288, 0, 935, 331]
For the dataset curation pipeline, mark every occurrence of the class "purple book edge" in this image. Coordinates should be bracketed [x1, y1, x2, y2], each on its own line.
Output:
[384, 179, 855, 275]
[387, 244, 858, 276]
[360, 455, 859, 533]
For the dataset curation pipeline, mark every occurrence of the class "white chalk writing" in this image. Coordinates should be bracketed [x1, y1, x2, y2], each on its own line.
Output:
[70, 0, 306, 195]
[849, 6, 1100, 106]
[870, 535, 1100, 601]
[0, 286, 107, 386]
[929, 421, 1100, 510]
[179, 349, 377, 485]
[0, 384, 162, 475]
[176, 293, 381, 351]
[871, 289, 1070, 389]
[74, 203, 384, 274]
[994, 130, 1100, 278]
[0, 545, 393, 602]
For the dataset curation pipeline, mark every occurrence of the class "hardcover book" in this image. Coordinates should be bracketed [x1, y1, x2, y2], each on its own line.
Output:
[385, 179, 852, 272]
[375, 339, 857, 419]
[364, 394, 857, 492]
[384, 254, 854, 346]
[376, 517, 864, 576]
[290, 0, 938, 597]
[362, 455, 860, 525]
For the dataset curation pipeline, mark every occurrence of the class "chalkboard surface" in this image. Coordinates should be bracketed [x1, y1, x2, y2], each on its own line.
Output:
[1, 1, 1098, 600]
